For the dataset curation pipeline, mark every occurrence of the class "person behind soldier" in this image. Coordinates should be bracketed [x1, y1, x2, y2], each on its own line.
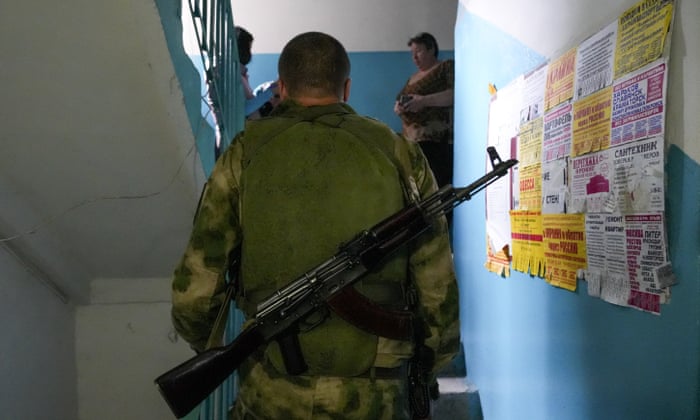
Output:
[394, 32, 455, 189]
[171, 31, 460, 419]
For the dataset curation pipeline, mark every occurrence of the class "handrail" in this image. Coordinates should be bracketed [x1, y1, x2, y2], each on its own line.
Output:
[185, 0, 245, 159]
[180, 1, 246, 418]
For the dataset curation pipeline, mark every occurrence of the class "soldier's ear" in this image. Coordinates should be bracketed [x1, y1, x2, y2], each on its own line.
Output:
[279, 79, 289, 100]
[343, 78, 351, 102]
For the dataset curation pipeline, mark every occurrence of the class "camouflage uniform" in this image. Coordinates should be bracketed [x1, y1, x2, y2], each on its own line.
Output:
[171, 100, 460, 419]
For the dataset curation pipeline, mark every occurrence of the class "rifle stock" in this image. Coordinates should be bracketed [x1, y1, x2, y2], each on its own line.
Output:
[156, 147, 518, 418]
[155, 325, 266, 418]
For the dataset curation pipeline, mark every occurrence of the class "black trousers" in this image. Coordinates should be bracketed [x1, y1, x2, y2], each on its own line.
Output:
[418, 141, 453, 188]
[419, 141, 454, 230]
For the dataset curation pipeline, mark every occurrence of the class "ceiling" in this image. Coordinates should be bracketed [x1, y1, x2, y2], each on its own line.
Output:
[0, 2, 205, 303]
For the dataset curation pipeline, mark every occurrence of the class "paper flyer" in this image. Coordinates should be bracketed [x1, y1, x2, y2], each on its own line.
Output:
[517, 163, 542, 211]
[586, 214, 628, 306]
[510, 210, 545, 277]
[541, 158, 568, 214]
[542, 103, 573, 163]
[625, 213, 667, 313]
[572, 86, 613, 156]
[569, 149, 614, 213]
[574, 21, 617, 101]
[486, 80, 521, 266]
[485, 238, 512, 277]
[544, 47, 576, 111]
[542, 213, 587, 291]
[599, 215, 631, 306]
[602, 214, 629, 278]
[488, 76, 524, 149]
[520, 63, 548, 125]
[518, 117, 543, 167]
[611, 136, 664, 213]
[584, 214, 607, 272]
[614, 0, 674, 78]
[611, 59, 667, 146]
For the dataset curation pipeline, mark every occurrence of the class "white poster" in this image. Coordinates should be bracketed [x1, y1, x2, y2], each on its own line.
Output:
[520, 63, 547, 125]
[486, 78, 522, 251]
[610, 136, 664, 213]
[574, 21, 617, 100]
[541, 158, 567, 214]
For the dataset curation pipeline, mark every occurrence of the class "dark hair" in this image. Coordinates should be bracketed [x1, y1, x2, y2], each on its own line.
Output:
[408, 32, 439, 58]
[236, 26, 254, 65]
[278, 32, 350, 99]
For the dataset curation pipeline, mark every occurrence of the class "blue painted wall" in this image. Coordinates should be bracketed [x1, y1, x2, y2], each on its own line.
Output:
[454, 7, 699, 420]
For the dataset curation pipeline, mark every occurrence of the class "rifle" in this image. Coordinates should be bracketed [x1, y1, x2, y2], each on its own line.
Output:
[155, 147, 517, 418]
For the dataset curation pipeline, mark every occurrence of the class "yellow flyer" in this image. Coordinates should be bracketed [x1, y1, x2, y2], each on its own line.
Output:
[614, 0, 673, 78]
[518, 117, 543, 166]
[542, 214, 587, 291]
[518, 163, 542, 211]
[544, 47, 577, 111]
[510, 210, 545, 277]
[485, 237, 511, 277]
[572, 86, 613, 156]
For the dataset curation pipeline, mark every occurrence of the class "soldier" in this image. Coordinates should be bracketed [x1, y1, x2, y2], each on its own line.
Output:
[170, 31, 460, 419]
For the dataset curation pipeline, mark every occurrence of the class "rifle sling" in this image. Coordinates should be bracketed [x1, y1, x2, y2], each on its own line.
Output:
[327, 287, 414, 341]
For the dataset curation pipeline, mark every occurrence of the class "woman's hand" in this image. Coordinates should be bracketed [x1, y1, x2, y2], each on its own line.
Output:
[399, 94, 425, 113]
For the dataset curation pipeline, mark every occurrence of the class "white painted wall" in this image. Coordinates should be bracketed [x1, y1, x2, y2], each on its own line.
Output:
[232, 0, 458, 52]
[75, 278, 193, 420]
[0, 246, 77, 419]
[461, 0, 700, 162]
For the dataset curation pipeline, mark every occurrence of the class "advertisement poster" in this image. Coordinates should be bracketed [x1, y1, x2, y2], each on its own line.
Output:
[543, 213, 587, 291]
[570, 149, 614, 213]
[611, 59, 667, 146]
[598, 213, 632, 306]
[574, 21, 617, 100]
[518, 117, 543, 167]
[542, 103, 573, 163]
[611, 136, 664, 213]
[602, 214, 629, 277]
[510, 210, 545, 277]
[614, 0, 674, 78]
[544, 47, 576, 111]
[625, 213, 667, 314]
[584, 213, 606, 297]
[542, 158, 568, 214]
[518, 163, 542, 211]
[486, 80, 522, 275]
[520, 63, 548, 125]
[572, 86, 613, 156]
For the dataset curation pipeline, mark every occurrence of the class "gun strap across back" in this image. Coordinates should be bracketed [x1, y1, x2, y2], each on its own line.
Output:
[327, 287, 414, 341]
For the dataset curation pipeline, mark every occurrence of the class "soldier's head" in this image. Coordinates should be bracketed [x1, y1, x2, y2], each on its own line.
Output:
[278, 32, 351, 104]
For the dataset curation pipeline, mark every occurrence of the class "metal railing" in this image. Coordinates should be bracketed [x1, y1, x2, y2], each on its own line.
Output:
[181, 1, 246, 418]
[185, 0, 245, 158]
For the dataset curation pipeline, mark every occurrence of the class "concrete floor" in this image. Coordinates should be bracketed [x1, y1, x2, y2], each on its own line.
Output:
[433, 377, 482, 420]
